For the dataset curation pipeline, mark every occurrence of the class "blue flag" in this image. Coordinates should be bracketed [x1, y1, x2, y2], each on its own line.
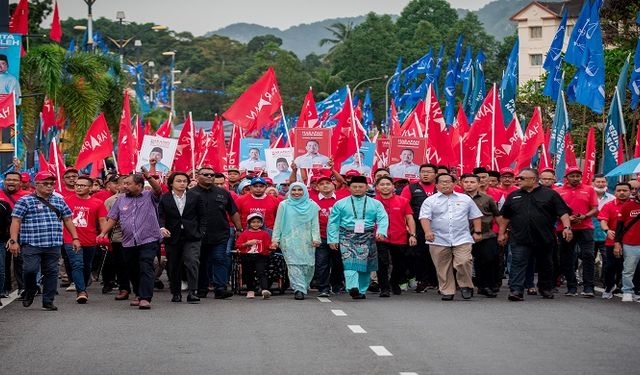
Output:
[603, 87, 625, 176]
[543, 9, 567, 72]
[416, 48, 434, 75]
[389, 57, 403, 99]
[362, 89, 374, 131]
[543, 56, 564, 101]
[565, 0, 591, 66]
[574, 2, 605, 114]
[316, 87, 347, 126]
[630, 39, 640, 110]
[433, 45, 445, 98]
[460, 46, 473, 96]
[549, 80, 571, 179]
[135, 64, 150, 115]
[66, 39, 76, 55]
[453, 35, 463, 84]
[467, 50, 486, 120]
[444, 59, 456, 125]
[500, 38, 519, 125]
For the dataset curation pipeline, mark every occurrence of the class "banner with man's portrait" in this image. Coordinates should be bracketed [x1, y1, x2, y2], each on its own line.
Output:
[239, 138, 269, 172]
[293, 128, 331, 169]
[136, 135, 178, 174]
[265, 147, 295, 185]
[388, 137, 426, 179]
[0, 33, 21, 104]
[339, 142, 375, 177]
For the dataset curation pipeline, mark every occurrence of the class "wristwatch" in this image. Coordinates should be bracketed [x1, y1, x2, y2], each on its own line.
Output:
[563, 226, 572, 231]
[8, 239, 16, 244]
[73, 237, 80, 241]
[409, 233, 416, 238]
[473, 231, 482, 235]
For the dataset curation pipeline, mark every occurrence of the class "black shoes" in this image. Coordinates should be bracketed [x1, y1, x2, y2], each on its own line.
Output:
[352, 293, 366, 299]
[154, 280, 165, 289]
[391, 284, 402, 295]
[42, 302, 58, 311]
[294, 291, 305, 300]
[461, 287, 473, 300]
[540, 289, 554, 299]
[187, 291, 200, 304]
[415, 281, 428, 293]
[214, 290, 233, 299]
[379, 291, 390, 298]
[478, 287, 497, 298]
[196, 291, 208, 299]
[22, 293, 34, 307]
[368, 281, 380, 293]
[508, 292, 524, 301]
[171, 294, 182, 303]
[441, 294, 454, 301]
[349, 288, 360, 298]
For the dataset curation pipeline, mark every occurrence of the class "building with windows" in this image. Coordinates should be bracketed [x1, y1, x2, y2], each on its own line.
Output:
[510, 0, 584, 85]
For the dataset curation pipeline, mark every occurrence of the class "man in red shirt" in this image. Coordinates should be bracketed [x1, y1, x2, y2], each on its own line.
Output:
[375, 176, 416, 296]
[598, 182, 631, 299]
[400, 163, 438, 292]
[236, 177, 281, 230]
[0, 171, 30, 208]
[613, 187, 640, 302]
[556, 166, 598, 297]
[20, 173, 33, 193]
[310, 175, 345, 296]
[92, 174, 120, 202]
[60, 168, 79, 197]
[63, 176, 108, 304]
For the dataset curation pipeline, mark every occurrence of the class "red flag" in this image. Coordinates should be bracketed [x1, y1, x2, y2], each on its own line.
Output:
[634, 121, 640, 158]
[515, 107, 545, 171]
[463, 88, 502, 170]
[389, 101, 401, 137]
[424, 85, 454, 165]
[203, 115, 227, 171]
[0, 92, 16, 128]
[117, 91, 136, 174]
[194, 128, 205, 167]
[49, 140, 65, 192]
[398, 100, 425, 138]
[173, 115, 195, 173]
[38, 151, 50, 173]
[41, 97, 57, 134]
[222, 66, 282, 133]
[156, 114, 173, 137]
[75, 113, 114, 170]
[538, 129, 552, 171]
[582, 127, 596, 185]
[134, 116, 143, 150]
[144, 121, 153, 136]
[495, 118, 521, 170]
[565, 133, 577, 167]
[331, 93, 364, 166]
[227, 124, 242, 169]
[90, 161, 102, 178]
[49, 1, 62, 42]
[296, 88, 319, 128]
[9, 0, 28, 35]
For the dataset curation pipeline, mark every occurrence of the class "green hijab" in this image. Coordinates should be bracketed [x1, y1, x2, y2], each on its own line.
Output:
[280, 182, 318, 235]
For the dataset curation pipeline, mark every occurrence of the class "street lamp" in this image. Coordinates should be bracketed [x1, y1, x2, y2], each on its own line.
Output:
[83, 0, 97, 49]
[163, 51, 177, 116]
[352, 75, 388, 95]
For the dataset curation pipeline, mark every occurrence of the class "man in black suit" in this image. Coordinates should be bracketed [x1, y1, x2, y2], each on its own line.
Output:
[158, 172, 207, 303]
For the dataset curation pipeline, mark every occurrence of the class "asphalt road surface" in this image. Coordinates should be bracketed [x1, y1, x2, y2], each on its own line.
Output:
[1, 285, 639, 375]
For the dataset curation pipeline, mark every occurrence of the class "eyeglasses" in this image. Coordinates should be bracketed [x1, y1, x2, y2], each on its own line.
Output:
[438, 180, 454, 184]
[515, 176, 535, 181]
[74, 184, 90, 188]
[199, 173, 215, 177]
[37, 182, 56, 186]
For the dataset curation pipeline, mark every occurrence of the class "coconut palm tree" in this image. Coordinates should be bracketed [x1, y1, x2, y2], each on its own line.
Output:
[319, 22, 354, 53]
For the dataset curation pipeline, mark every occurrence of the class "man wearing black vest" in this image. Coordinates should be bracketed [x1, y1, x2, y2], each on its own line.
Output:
[400, 163, 439, 292]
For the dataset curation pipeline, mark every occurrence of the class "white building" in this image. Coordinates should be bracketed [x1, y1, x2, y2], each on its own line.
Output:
[510, 0, 583, 85]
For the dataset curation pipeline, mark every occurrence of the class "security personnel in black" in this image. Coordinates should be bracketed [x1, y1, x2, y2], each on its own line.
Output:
[400, 163, 439, 292]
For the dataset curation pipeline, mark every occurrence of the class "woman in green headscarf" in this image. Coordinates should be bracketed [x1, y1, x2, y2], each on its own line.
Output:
[271, 182, 321, 300]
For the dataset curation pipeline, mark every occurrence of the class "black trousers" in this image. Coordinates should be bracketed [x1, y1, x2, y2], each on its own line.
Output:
[414, 223, 438, 285]
[4, 251, 23, 292]
[602, 246, 623, 292]
[102, 242, 131, 292]
[510, 242, 554, 293]
[376, 242, 409, 293]
[123, 241, 158, 301]
[241, 253, 269, 291]
[166, 240, 201, 295]
[559, 229, 595, 292]
[314, 239, 344, 293]
[472, 237, 499, 289]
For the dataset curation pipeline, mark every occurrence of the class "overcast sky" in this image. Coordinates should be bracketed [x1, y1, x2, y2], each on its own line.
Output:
[47, 0, 494, 36]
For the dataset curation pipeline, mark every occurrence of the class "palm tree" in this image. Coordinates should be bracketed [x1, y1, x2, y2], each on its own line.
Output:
[319, 22, 354, 53]
[19, 44, 126, 164]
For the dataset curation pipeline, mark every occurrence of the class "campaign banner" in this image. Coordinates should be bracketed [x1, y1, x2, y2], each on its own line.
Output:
[239, 138, 269, 172]
[136, 135, 178, 174]
[375, 137, 390, 169]
[0, 33, 21, 104]
[265, 147, 295, 185]
[293, 127, 331, 169]
[339, 142, 375, 177]
[388, 136, 426, 179]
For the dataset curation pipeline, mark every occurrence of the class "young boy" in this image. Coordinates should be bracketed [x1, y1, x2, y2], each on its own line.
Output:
[236, 213, 273, 299]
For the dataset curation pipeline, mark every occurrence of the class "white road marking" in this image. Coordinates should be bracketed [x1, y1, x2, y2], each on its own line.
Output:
[348, 325, 367, 333]
[399, 372, 419, 375]
[317, 297, 332, 303]
[0, 290, 19, 310]
[370, 346, 393, 356]
[331, 309, 347, 316]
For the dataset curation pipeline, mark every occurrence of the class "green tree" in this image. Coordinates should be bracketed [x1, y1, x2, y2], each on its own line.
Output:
[396, 0, 458, 44]
[318, 22, 354, 55]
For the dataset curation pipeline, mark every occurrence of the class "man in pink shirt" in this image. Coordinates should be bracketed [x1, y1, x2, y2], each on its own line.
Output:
[556, 166, 598, 297]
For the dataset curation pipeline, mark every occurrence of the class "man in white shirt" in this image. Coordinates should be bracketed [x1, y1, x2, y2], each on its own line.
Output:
[294, 140, 330, 168]
[340, 151, 372, 177]
[419, 173, 483, 301]
[239, 148, 266, 172]
[389, 149, 420, 179]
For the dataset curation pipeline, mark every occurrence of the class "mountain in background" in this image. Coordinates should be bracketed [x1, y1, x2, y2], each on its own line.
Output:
[206, 0, 530, 57]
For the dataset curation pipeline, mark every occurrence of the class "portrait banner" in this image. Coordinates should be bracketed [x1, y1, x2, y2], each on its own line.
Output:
[339, 141, 375, 177]
[293, 127, 331, 169]
[388, 136, 426, 179]
[239, 138, 269, 172]
[0, 33, 21, 104]
[136, 135, 178, 174]
[265, 147, 295, 185]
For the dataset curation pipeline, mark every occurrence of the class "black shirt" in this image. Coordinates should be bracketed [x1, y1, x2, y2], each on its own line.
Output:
[191, 185, 237, 245]
[500, 185, 571, 246]
[0, 199, 11, 240]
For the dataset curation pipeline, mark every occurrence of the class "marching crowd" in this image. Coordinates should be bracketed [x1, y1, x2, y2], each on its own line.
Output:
[2, 160, 640, 311]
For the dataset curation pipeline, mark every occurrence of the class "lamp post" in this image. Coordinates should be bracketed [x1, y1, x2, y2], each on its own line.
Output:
[116, 11, 125, 64]
[352, 75, 388, 96]
[83, 0, 96, 49]
[73, 25, 86, 51]
[162, 51, 178, 117]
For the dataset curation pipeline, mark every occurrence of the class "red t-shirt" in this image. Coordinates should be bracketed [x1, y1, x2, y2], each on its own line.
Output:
[597, 199, 627, 246]
[311, 191, 339, 238]
[0, 189, 30, 208]
[60, 185, 75, 198]
[63, 195, 108, 246]
[375, 194, 412, 245]
[556, 183, 598, 230]
[617, 200, 640, 245]
[336, 187, 350, 199]
[92, 189, 114, 202]
[236, 229, 272, 256]
[236, 194, 280, 229]
[400, 182, 436, 201]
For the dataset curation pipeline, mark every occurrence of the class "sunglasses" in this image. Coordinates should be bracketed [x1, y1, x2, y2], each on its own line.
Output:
[199, 173, 215, 177]
[37, 181, 56, 186]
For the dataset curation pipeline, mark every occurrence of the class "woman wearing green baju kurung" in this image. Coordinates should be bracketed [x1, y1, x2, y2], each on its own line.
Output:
[271, 182, 321, 300]
[327, 176, 389, 299]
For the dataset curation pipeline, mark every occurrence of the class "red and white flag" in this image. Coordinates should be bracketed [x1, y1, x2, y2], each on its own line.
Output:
[227, 124, 242, 169]
[49, 0, 62, 43]
[389, 101, 402, 137]
[117, 91, 136, 174]
[203, 115, 227, 172]
[9, 0, 28, 35]
[173, 114, 196, 173]
[582, 127, 596, 185]
[222, 66, 282, 134]
[296, 88, 319, 128]
[516, 107, 545, 171]
[41, 97, 57, 134]
[0, 92, 16, 128]
[75, 113, 114, 170]
[331, 93, 365, 166]
[156, 113, 173, 137]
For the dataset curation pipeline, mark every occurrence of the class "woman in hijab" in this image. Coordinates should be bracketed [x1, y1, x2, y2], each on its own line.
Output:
[271, 182, 321, 300]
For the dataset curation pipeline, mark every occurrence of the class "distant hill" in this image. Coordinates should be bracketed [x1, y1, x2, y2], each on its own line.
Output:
[206, 0, 531, 57]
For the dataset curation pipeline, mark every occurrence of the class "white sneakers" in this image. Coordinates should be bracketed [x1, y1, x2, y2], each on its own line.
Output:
[621, 293, 640, 302]
[602, 291, 613, 299]
[65, 283, 76, 292]
[262, 290, 271, 300]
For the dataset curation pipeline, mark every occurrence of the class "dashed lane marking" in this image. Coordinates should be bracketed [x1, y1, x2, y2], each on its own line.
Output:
[0, 290, 19, 310]
[331, 309, 347, 316]
[317, 297, 332, 303]
[370, 346, 393, 356]
[347, 325, 367, 333]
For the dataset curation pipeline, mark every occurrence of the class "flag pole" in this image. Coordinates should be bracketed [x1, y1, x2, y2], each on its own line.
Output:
[111, 151, 119, 174]
[12, 91, 17, 159]
[423, 84, 431, 139]
[346, 85, 361, 160]
[189, 112, 195, 178]
[279, 105, 291, 147]
[490, 83, 497, 170]
[52, 138, 63, 192]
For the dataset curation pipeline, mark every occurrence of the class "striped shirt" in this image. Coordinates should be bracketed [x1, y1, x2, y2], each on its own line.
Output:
[108, 190, 162, 247]
[12, 193, 72, 247]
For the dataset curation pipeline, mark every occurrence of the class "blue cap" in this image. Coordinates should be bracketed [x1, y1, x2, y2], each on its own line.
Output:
[250, 177, 267, 186]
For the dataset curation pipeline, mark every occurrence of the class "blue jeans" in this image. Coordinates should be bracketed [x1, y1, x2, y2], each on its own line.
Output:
[22, 245, 60, 304]
[199, 242, 230, 293]
[64, 245, 97, 292]
[314, 239, 344, 293]
[0, 245, 5, 296]
[560, 229, 595, 293]
[622, 244, 640, 294]
[509, 243, 553, 294]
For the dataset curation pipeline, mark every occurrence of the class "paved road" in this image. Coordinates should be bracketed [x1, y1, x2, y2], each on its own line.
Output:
[1, 285, 639, 375]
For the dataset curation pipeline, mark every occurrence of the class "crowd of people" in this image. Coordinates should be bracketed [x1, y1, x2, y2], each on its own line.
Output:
[2, 160, 640, 311]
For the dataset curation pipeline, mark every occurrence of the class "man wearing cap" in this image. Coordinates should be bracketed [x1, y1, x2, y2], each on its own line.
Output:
[61, 168, 79, 197]
[236, 177, 281, 230]
[294, 139, 330, 169]
[539, 169, 557, 188]
[92, 174, 120, 202]
[495, 168, 518, 209]
[556, 166, 599, 297]
[227, 168, 242, 192]
[191, 167, 243, 299]
[20, 173, 33, 193]
[389, 149, 420, 179]
[0, 54, 20, 102]
[8, 171, 80, 311]
[328, 175, 388, 300]
[239, 147, 267, 172]
[400, 163, 439, 292]
[340, 151, 372, 177]
[311, 174, 345, 296]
